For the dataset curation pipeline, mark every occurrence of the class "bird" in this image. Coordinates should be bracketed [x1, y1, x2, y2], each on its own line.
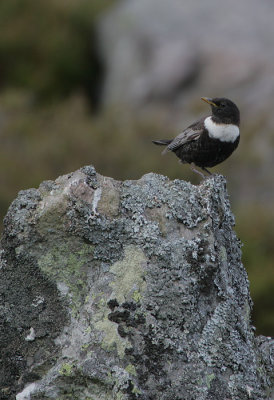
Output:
[152, 97, 240, 177]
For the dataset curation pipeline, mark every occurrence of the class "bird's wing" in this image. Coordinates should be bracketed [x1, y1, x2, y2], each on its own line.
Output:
[163, 117, 206, 154]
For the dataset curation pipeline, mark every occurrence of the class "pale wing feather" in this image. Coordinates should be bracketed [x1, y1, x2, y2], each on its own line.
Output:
[163, 117, 205, 154]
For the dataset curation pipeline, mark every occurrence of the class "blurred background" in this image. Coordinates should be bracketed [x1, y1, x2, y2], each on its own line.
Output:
[0, 0, 273, 336]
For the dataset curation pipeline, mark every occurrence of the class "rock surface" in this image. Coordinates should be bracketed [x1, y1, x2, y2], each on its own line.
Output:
[0, 165, 273, 400]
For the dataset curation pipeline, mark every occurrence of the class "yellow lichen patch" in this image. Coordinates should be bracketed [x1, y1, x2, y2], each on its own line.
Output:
[125, 364, 137, 376]
[93, 294, 131, 358]
[93, 246, 147, 359]
[205, 373, 215, 388]
[38, 240, 94, 314]
[94, 318, 130, 359]
[110, 245, 147, 304]
[59, 362, 74, 377]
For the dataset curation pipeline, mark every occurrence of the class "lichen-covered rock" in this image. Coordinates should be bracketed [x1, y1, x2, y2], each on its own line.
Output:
[0, 166, 273, 400]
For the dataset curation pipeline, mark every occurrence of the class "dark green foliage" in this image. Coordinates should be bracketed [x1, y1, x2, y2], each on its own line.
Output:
[0, 0, 110, 107]
[235, 208, 274, 336]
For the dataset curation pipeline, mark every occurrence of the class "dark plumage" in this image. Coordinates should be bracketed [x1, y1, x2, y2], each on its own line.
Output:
[153, 97, 240, 177]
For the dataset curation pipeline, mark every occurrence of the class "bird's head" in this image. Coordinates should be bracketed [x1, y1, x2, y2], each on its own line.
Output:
[201, 97, 240, 125]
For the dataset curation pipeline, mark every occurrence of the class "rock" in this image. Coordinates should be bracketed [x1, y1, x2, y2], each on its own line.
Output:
[98, 0, 274, 110]
[0, 165, 273, 400]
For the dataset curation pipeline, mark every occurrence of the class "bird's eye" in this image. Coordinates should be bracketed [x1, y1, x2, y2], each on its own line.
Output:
[220, 102, 226, 108]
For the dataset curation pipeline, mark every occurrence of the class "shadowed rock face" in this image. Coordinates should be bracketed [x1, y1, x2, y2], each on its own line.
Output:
[0, 165, 273, 400]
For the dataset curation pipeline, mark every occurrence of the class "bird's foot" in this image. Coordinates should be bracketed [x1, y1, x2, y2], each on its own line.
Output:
[201, 167, 212, 175]
[190, 163, 211, 179]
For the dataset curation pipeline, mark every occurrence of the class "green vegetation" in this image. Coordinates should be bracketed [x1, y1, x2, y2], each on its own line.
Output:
[0, 0, 273, 337]
[235, 207, 274, 336]
[0, 0, 111, 105]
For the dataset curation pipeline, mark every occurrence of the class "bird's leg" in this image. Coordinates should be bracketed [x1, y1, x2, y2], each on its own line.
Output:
[189, 163, 207, 178]
[201, 167, 212, 175]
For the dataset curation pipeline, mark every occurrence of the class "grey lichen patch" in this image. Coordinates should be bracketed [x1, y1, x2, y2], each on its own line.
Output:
[38, 239, 94, 313]
[110, 245, 147, 304]
[219, 246, 228, 264]
[122, 173, 208, 229]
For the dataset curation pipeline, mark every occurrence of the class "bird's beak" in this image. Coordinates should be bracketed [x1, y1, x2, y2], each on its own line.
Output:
[201, 97, 217, 107]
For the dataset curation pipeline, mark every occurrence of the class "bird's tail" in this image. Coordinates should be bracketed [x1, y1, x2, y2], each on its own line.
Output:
[152, 139, 172, 146]
[152, 139, 172, 155]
